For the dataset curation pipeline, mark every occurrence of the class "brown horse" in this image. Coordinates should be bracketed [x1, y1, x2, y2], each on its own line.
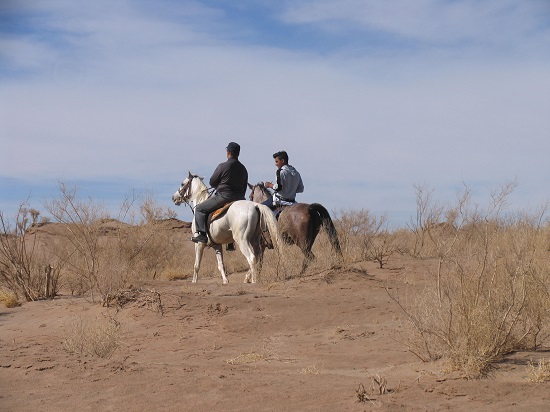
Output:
[248, 182, 342, 273]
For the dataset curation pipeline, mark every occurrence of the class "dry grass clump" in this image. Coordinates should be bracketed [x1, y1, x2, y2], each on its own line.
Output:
[62, 315, 121, 358]
[393, 182, 550, 378]
[162, 267, 188, 281]
[527, 358, 550, 383]
[226, 352, 267, 365]
[0, 289, 19, 308]
[333, 209, 396, 268]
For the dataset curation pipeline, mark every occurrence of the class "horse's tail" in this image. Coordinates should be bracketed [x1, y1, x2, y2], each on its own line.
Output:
[309, 203, 342, 257]
[255, 204, 282, 250]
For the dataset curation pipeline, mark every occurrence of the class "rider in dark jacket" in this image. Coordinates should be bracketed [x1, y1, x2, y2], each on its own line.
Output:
[192, 142, 248, 244]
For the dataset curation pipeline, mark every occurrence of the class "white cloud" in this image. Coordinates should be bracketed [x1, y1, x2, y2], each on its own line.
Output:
[1, 0, 549, 225]
[280, 0, 550, 49]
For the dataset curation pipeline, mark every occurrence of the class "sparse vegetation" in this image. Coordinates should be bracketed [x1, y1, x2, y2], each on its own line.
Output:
[333, 208, 396, 268]
[42, 183, 179, 305]
[0, 288, 19, 308]
[226, 352, 267, 365]
[0, 205, 53, 301]
[390, 182, 550, 378]
[2, 180, 550, 382]
[62, 315, 121, 358]
[527, 358, 550, 383]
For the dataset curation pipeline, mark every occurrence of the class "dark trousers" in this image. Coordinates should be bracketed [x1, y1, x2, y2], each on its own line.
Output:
[262, 197, 275, 209]
[261, 197, 282, 219]
[194, 193, 241, 234]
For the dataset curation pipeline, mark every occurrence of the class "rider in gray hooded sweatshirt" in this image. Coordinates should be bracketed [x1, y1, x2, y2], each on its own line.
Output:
[264, 150, 304, 209]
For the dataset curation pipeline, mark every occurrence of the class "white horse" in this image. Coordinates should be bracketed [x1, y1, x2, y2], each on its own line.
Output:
[172, 171, 280, 284]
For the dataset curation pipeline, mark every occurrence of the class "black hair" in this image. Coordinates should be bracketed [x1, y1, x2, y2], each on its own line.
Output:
[273, 150, 288, 163]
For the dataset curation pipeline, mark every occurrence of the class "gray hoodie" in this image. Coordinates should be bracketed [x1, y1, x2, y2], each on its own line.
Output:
[272, 164, 304, 202]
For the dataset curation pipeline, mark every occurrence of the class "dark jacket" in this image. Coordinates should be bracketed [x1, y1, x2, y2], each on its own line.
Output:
[209, 157, 248, 199]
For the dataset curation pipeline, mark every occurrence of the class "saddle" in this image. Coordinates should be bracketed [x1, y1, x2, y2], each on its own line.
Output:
[210, 201, 235, 222]
[202, 202, 236, 247]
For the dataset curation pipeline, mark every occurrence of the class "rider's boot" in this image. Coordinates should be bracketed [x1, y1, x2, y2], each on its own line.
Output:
[191, 231, 208, 243]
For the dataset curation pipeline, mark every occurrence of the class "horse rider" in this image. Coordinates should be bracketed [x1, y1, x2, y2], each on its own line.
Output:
[192, 142, 248, 244]
[263, 150, 304, 214]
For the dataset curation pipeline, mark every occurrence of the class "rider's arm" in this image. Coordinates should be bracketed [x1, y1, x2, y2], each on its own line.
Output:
[296, 174, 304, 193]
[209, 163, 223, 189]
[272, 168, 283, 192]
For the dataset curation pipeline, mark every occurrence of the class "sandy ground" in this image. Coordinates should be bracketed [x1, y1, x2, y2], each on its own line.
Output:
[1, 246, 550, 411]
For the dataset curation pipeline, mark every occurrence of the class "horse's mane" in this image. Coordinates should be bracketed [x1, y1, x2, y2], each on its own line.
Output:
[193, 175, 207, 190]
[254, 182, 271, 197]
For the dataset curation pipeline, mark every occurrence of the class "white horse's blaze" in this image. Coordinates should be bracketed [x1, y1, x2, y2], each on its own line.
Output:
[172, 173, 280, 284]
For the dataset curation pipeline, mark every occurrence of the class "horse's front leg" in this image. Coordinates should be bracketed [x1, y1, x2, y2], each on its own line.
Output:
[193, 243, 206, 283]
[212, 244, 229, 284]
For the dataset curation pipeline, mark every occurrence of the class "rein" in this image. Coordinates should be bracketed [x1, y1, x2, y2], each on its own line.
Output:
[179, 175, 214, 214]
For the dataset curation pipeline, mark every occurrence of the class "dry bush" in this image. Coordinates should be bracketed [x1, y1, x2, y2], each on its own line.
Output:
[333, 209, 396, 267]
[62, 315, 121, 358]
[393, 182, 550, 378]
[0, 289, 20, 308]
[527, 358, 550, 383]
[406, 183, 447, 258]
[43, 183, 182, 305]
[0, 206, 53, 301]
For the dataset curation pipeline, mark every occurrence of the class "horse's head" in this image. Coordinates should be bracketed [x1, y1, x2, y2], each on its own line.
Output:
[172, 171, 205, 206]
[247, 182, 271, 203]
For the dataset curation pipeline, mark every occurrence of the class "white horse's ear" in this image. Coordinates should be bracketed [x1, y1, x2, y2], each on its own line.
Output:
[248, 183, 253, 189]
[188, 170, 193, 179]
[198, 176, 205, 180]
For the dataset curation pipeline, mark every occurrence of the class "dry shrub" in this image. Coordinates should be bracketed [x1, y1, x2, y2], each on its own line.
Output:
[333, 209, 395, 267]
[43, 183, 180, 305]
[106, 287, 163, 315]
[0, 289, 19, 308]
[393, 182, 550, 378]
[62, 315, 121, 358]
[406, 183, 447, 258]
[527, 358, 550, 383]
[0, 206, 52, 301]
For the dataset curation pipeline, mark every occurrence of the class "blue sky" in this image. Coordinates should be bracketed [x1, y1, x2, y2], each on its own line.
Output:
[1, 0, 549, 226]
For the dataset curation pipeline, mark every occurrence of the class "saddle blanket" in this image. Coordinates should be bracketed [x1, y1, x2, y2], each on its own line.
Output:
[210, 201, 235, 222]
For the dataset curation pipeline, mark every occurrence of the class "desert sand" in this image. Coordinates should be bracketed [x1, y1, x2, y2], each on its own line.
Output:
[1, 223, 549, 412]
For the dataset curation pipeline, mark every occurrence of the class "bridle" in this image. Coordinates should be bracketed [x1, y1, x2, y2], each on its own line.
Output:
[177, 175, 214, 213]
[249, 182, 271, 203]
